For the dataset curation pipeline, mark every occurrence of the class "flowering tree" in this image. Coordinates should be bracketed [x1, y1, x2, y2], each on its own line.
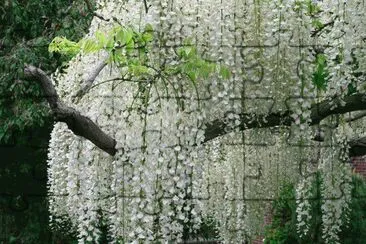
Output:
[25, 0, 366, 243]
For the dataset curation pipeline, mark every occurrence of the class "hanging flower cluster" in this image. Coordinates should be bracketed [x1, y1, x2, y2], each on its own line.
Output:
[46, 0, 366, 243]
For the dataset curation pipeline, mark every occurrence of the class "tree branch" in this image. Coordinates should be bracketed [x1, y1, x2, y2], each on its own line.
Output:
[73, 59, 107, 101]
[310, 94, 366, 125]
[350, 137, 366, 157]
[204, 94, 366, 143]
[311, 20, 335, 37]
[203, 112, 292, 142]
[24, 65, 117, 156]
[23, 64, 366, 157]
[83, 0, 111, 22]
[346, 111, 366, 123]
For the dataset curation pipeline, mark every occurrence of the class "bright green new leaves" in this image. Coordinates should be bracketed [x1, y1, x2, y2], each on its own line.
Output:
[176, 45, 216, 82]
[294, 0, 321, 16]
[48, 36, 100, 57]
[174, 45, 231, 83]
[107, 25, 134, 51]
[311, 19, 324, 29]
[49, 24, 231, 84]
[219, 66, 232, 80]
[49, 37, 80, 57]
[49, 25, 136, 56]
[49, 24, 154, 55]
[49, 24, 154, 77]
[305, 0, 321, 16]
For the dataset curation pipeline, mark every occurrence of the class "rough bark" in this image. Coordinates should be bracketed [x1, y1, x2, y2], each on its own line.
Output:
[24, 65, 117, 156]
[204, 94, 366, 142]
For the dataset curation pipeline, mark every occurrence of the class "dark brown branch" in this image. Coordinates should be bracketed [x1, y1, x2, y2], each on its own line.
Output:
[24, 65, 60, 109]
[143, 0, 149, 13]
[310, 94, 366, 125]
[23, 64, 366, 157]
[346, 111, 366, 123]
[349, 137, 366, 157]
[204, 94, 366, 143]
[24, 65, 117, 156]
[311, 20, 335, 37]
[204, 112, 292, 142]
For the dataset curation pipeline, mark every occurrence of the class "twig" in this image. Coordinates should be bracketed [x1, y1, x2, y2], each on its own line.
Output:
[73, 59, 108, 101]
[311, 20, 335, 37]
[143, 0, 149, 13]
[84, 0, 111, 22]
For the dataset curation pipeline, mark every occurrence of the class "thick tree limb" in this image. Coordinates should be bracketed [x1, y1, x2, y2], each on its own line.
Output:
[24, 65, 117, 156]
[203, 112, 292, 142]
[204, 94, 366, 143]
[310, 94, 366, 125]
[24, 64, 366, 157]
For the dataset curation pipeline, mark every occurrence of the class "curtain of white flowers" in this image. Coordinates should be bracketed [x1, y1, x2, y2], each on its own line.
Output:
[47, 0, 365, 243]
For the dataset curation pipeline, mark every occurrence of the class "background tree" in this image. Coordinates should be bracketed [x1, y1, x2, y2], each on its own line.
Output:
[0, 0, 94, 142]
[0, 0, 94, 242]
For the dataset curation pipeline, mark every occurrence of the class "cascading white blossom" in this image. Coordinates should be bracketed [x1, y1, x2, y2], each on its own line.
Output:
[47, 0, 365, 243]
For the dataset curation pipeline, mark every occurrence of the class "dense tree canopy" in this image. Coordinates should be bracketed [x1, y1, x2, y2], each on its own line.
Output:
[0, 0, 94, 142]
[0, 0, 95, 242]
[24, 0, 366, 243]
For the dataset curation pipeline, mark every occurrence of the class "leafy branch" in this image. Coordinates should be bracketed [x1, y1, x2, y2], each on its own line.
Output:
[49, 24, 232, 95]
[25, 21, 366, 157]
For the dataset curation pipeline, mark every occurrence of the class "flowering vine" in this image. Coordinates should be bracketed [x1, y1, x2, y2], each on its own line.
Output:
[21, 0, 366, 242]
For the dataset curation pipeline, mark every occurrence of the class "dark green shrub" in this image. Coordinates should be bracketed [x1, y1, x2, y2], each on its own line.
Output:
[265, 174, 366, 243]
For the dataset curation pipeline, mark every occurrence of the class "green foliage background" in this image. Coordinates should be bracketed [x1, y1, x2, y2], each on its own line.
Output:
[0, 0, 94, 242]
[264, 173, 366, 244]
[0, 0, 94, 142]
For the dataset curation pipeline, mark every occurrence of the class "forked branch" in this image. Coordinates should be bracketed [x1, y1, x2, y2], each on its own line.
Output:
[24, 65, 117, 156]
[73, 59, 108, 101]
[24, 65, 366, 157]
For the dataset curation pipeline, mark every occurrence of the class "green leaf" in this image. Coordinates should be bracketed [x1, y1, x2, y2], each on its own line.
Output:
[177, 46, 196, 59]
[105, 35, 115, 50]
[187, 71, 197, 82]
[123, 28, 134, 46]
[125, 39, 134, 50]
[128, 64, 149, 76]
[312, 54, 328, 91]
[312, 19, 324, 29]
[95, 30, 107, 47]
[114, 26, 125, 44]
[142, 32, 153, 42]
[142, 24, 154, 42]
[144, 23, 154, 33]
[110, 51, 127, 65]
[79, 38, 99, 53]
[219, 66, 231, 79]
[48, 36, 80, 56]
